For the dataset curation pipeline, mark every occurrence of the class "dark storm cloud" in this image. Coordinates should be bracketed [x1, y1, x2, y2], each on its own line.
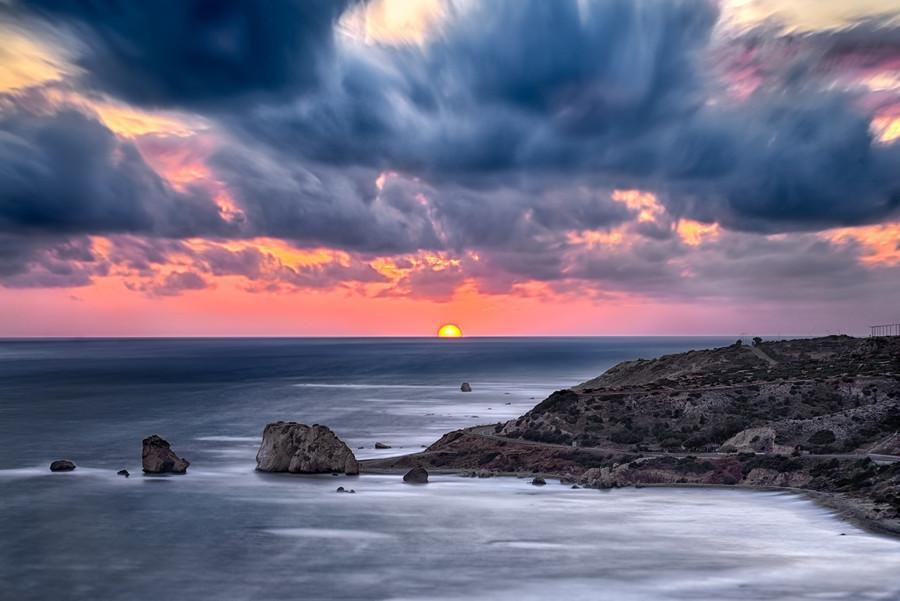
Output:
[126, 270, 210, 297]
[12, 0, 357, 108]
[0, 108, 235, 237]
[662, 93, 900, 232]
[210, 148, 442, 253]
[0, 234, 107, 288]
[225, 0, 718, 177]
[218, 0, 900, 232]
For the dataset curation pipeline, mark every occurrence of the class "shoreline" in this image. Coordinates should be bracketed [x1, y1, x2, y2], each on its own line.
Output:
[359, 460, 900, 540]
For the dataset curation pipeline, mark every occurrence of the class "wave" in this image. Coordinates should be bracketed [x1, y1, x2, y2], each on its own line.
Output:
[293, 383, 451, 390]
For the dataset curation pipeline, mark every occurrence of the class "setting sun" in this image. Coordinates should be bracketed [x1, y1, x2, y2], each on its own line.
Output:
[437, 323, 462, 337]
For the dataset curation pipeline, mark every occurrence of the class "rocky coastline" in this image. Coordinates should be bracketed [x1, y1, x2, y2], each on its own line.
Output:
[364, 335, 900, 537]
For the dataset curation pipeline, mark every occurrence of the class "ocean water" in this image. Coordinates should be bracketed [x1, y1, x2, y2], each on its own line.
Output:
[1, 337, 898, 601]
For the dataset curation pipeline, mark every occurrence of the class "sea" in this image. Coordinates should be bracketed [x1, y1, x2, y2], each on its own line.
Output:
[1, 337, 898, 601]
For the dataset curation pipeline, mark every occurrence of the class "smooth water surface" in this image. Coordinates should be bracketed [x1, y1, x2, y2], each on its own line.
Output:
[1, 337, 898, 600]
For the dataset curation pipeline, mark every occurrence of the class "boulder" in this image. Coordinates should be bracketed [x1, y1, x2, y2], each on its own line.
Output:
[403, 467, 429, 484]
[531, 476, 546, 486]
[117, 469, 130, 478]
[460, 382, 472, 392]
[49, 460, 76, 472]
[142, 435, 190, 474]
[256, 422, 359, 475]
[374, 442, 392, 449]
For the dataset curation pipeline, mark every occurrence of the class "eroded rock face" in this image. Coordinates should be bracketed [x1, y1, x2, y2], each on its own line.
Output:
[49, 460, 76, 472]
[256, 422, 359, 475]
[403, 467, 428, 484]
[142, 435, 190, 474]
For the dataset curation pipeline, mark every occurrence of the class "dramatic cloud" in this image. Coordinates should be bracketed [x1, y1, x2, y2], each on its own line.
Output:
[0, 107, 235, 237]
[0, 0, 899, 332]
[0, 234, 106, 288]
[12, 0, 356, 107]
[214, 0, 900, 234]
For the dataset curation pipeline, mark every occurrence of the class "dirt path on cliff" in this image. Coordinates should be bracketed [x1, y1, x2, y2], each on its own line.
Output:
[746, 344, 778, 366]
[423, 425, 900, 465]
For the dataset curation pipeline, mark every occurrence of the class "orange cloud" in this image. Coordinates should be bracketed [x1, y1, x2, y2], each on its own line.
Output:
[0, 25, 67, 92]
[611, 189, 665, 223]
[677, 220, 721, 246]
[824, 222, 900, 266]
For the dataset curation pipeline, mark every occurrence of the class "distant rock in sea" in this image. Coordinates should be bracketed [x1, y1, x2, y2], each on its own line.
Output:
[117, 469, 130, 478]
[256, 422, 359, 475]
[403, 467, 428, 484]
[49, 460, 76, 472]
[531, 477, 546, 486]
[375, 442, 392, 449]
[142, 435, 190, 474]
[460, 382, 472, 392]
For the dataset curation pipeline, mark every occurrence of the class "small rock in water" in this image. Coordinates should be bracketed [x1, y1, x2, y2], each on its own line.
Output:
[570, 484, 580, 489]
[142, 434, 190, 474]
[349, 489, 356, 494]
[49, 460, 76, 472]
[336, 486, 346, 493]
[531, 477, 547, 486]
[460, 382, 472, 392]
[403, 467, 429, 484]
[117, 469, 130, 478]
[374, 442, 392, 449]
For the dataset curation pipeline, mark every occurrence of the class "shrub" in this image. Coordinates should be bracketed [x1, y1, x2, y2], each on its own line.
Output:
[808, 429, 837, 445]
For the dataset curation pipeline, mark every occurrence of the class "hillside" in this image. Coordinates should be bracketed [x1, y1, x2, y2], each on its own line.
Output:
[499, 336, 900, 454]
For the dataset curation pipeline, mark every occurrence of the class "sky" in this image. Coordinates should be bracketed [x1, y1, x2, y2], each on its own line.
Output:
[0, 0, 898, 337]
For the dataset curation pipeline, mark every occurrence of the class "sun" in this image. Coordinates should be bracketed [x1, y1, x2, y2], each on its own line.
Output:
[437, 323, 462, 338]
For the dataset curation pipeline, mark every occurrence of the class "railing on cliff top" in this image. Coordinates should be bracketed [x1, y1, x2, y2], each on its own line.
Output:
[870, 323, 900, 337]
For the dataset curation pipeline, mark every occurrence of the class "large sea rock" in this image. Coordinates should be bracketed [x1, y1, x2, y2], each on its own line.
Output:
[142, 435, 190, 474]
[256, 422, 359, 475]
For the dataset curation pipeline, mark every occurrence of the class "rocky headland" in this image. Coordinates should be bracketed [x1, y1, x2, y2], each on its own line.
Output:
[364, 335, 900, 536]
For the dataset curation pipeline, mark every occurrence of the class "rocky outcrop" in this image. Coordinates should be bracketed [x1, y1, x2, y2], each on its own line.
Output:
[49, 460, 76, 472]
[720, 427, 784, 454]
[142, 435, 190, 474]
[256, 422, 359, 475]
[460, 382, 472, 392]
[403, 467, 428, 483]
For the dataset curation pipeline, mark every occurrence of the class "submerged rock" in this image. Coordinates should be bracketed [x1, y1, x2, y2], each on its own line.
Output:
[117, 469, 130, 478]
[142, 435, 190, 474]
[49, 460, 76, 472]
[256, 422, 359, 475]
[460, 382, 472, 392]
[531, 477, 547, 486]
[403, 467, 429, 484]
[374, 442, 392, 449]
